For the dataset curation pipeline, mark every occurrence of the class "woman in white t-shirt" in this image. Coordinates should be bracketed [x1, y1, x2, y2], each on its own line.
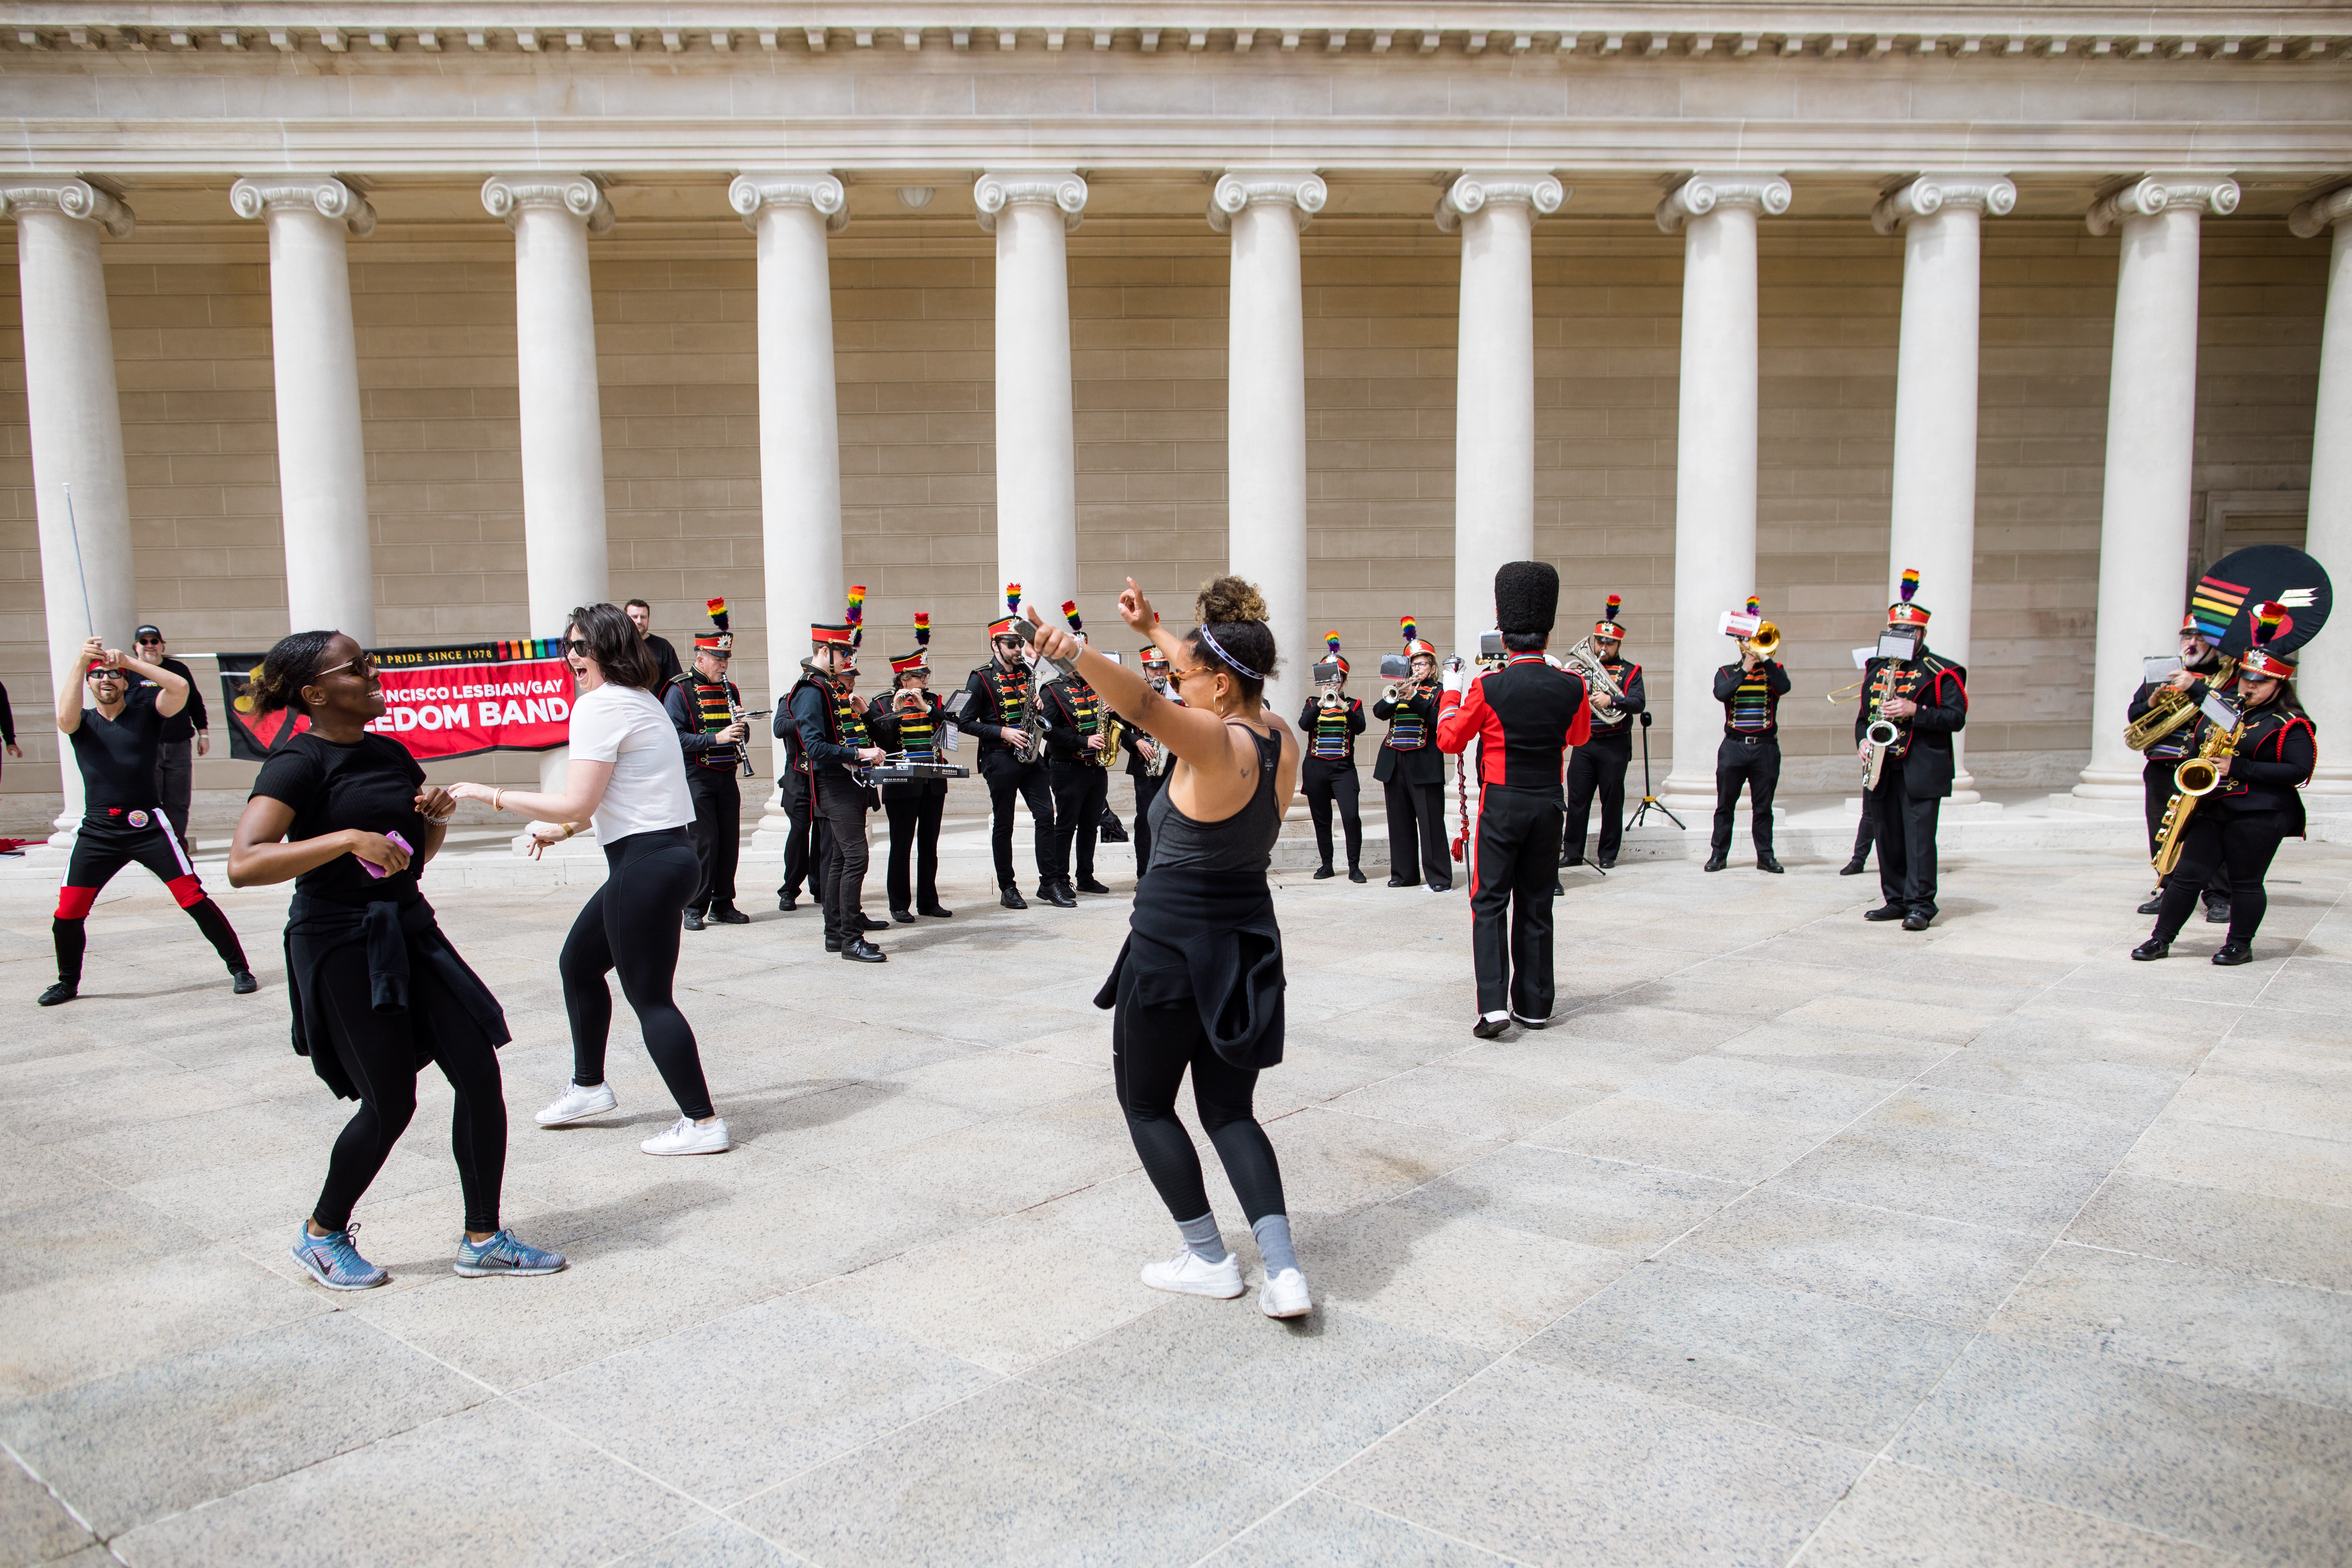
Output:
[451, 602, 728, 1156]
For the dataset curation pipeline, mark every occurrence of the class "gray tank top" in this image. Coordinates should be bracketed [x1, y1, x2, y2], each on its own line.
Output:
[1145, 723, 1283, 875]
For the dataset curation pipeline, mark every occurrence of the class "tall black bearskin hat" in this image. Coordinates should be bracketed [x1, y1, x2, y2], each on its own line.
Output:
[1494, 561, 1560, 637]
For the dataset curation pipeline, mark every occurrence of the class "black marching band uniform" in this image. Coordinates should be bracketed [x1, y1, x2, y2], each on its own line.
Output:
[1297, 633, 1369, 882]
[1709, 597, 1791, 873]
[1438, 561, 1590, 1037]
[771, 687, 816, 911]
[956, 585, 1067, 909]
[864, 615, 954, 922]
[2137, 603, 2316, 965]
[1039, 601, 1115, 898]
[1563, 594, 1645, 870]
[2126, 611, 2233, 922]
[790, 592, 886, 962]
[665, 598, 748, 928]
[1118, 645, 1174, 874]
[1857, 571, 1968, 930]
[1376, 616, 1450, 892]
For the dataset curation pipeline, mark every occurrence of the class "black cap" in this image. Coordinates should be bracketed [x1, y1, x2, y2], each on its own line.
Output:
[134, 625, 163, 640]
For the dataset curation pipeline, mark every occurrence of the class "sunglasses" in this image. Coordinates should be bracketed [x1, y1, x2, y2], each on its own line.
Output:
[315, 651, 378, 680]
[566, 639, 593, 657]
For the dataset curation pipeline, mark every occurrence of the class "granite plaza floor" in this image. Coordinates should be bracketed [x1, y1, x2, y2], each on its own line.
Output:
[1, 820, 2348, 1567]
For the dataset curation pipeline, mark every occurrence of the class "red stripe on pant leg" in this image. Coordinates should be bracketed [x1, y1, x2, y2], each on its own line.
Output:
[166, 874, 206, 909]
[55, 886, 97, 920]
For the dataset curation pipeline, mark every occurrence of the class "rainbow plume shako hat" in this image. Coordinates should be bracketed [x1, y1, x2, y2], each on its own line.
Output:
[1595, 594, 1625, 641]
[2240, 601, 2298, 680]
[695, 598, 732, 653]
[891, 612, 932, 676]
[1061, 600, 1087, 645]
[1888, 569, 1930, 628]
[1323, 632, 1348, 677]
[1139, 644, 1169, 670]
[987, 583, 1023, 641]
[1399, 614, 1435, 663]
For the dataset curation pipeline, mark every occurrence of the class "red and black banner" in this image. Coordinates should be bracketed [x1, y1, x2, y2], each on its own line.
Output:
[220, 639, 577, 763]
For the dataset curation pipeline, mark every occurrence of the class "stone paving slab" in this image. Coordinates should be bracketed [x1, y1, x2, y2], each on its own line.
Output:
[0, 830, 2347, 1565]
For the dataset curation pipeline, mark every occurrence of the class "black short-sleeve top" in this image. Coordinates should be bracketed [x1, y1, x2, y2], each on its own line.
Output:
[71, 686, 166, 811]
[251, 732, 429, 906]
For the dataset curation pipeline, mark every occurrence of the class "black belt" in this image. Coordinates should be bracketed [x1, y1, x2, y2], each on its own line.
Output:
[1724, 732, 1775, 745]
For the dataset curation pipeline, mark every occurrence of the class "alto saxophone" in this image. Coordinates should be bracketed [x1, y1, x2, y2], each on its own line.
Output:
[2152, 714, 2246, 878]
[1860, 666, 1901, 789]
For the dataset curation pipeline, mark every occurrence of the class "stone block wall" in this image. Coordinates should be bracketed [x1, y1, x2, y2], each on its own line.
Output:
[0, 207, 2325, 821]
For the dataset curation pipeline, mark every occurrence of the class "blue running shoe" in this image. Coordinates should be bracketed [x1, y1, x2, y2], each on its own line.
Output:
[453, 1230, 567, 1278]
[291, 1222, 387, 1291]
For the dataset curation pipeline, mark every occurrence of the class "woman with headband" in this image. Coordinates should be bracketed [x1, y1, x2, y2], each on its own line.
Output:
[1026, 576, 1313, 1319]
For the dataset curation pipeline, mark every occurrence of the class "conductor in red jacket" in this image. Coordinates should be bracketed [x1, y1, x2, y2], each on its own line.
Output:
[1438, 562, 1591, 1039]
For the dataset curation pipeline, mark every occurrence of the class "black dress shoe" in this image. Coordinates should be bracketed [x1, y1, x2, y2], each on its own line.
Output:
[1314, 865, 1336, 880]
[2212, 942, 2253, 966]
[2131, 938, 2170, 961]
[842, 938, 887, 963]
[778, 893, 799, 911]
[1000, 886, 1028, 910]
[1472, 1016, 1511, 1039]
[858, 913, 890, 932]
[1863, 904, 1905, 921]
[36, 982, 74, 1006]
[1076, 877, 1111, 895]
[1348, 867, 1367, 883]
[890, 908, 916, 924]
[1839, 858, 1869, 877]
[1044, 882, 1079, 909]
[1901, 913, 1931, 931]
[682, 909, 705, 931]
[710, 906, 751, 925]
[231, 969, 260, 994]
[1757, 855, 1784, 874]
[1703, 854, 1727, 873]
[2205, 900, 2233, 925]
[918, 903, 954, 919]
[824, 935, 843, 953]
[1426, 880, 1452, 894]
[2136, 895, 2164, 915]
[1597, 855, 1616, 871]
[1387, 875, 1412, 887]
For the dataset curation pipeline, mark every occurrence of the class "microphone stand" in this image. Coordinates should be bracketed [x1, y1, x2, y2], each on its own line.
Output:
[1627, 710, 1685, 832]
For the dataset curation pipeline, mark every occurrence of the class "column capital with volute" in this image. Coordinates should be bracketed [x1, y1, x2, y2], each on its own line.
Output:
[1436, 170, 1565, 232]
[2086, 172, 2240, 236]
[481, 172, 614, 234]
[729, 171, 849, 233]
[1872, 173, 2016, 235]
[0, 178, 133, 239]
[231, 174, 375, 237]
[1208, 169, 1325, 233]
[974, 169, 1087, 234]
[2291, 183, 2352, 239]
[1656, 171, 1790, 235]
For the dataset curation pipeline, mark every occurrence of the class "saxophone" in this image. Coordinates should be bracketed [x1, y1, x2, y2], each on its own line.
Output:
[1560, 635, 1628, 726]
[1097, 705, 1122, 770]
[1860, 665, 1902, 789]
[2152, 713, 2245, 877]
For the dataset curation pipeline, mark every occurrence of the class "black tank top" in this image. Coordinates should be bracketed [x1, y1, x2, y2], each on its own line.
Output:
[1146, 723, 1283, 875]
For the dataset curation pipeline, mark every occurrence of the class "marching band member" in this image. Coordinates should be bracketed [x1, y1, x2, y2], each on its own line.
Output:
[1375, 616, 1450, 892]
[788, 593, 887, 962]
[2135, 604, 2312, 965]
[1120, 645, 1174, 873]
[1296, 633, 1369, 882]
[1857, 571, 1968, 930]
[1563, 595, 1645, 871]
[664, 598, 750, 930]
[771, 657, 816, 913]
[1438, 562, 1589, 1038]
[1040, 601, 1114, 897]
[2126, 613, 2233, 923]
[956, 585, 1068, 909]
[865, 615, 953, 923]
[1708, 597, 1790, 874]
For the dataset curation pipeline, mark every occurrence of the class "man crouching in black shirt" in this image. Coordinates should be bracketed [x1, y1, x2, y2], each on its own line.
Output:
[45, 636, 254, 1005]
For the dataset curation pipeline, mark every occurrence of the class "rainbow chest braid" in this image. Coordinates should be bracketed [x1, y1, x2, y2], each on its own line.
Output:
[1730, 669, 1777, 733]
[988, 664, 1030, 732]
[1313, 702, 1354, 761]
[1065, 680, 1104, 765]
[1386, 701, 1426, 751]
[693, 679, 738, 770]
[833, 686, 872, 750]
[897, 700, 938, 763]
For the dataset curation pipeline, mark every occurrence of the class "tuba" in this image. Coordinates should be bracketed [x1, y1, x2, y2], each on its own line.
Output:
[1559, 635, 1628, 726]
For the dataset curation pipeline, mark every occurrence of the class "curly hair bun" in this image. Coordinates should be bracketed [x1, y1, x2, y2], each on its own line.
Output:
[1196, 575, 1269, 625]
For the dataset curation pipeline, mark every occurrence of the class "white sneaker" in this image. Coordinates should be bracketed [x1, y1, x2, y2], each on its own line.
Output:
[640, 1116, 731, 1156]
[1140, 1246, 1245, 1299]
[535, 1081, 617, 1127]
[1260, 1267, 1313, 1319]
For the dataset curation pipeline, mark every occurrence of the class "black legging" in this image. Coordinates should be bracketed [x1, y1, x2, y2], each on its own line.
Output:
[882, 789, 945, 913]
[1112, 960, 1286, 1225]
[313, 941, 506, 1235]
[2152, 808, 2286, 946]
[559, 827, 714, 1119]
[1302, 760, 1363, 871]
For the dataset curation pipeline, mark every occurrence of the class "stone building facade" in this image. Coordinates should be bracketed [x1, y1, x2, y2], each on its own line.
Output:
[3, 4, 2349, 830]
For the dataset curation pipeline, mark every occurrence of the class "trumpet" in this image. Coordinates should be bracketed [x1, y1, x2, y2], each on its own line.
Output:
[1383, 679, 1428, 703]
[1318, 686, 1347, 711]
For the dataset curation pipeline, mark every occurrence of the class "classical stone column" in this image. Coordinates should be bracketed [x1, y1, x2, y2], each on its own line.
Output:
[1656, 172, 1793, 806]
[1874, 173, 2017, 805]
[2293, 185, 2352, 794]
[1212, 169, 1325, 720]
[231, 175, 378, 643]
[729, 170, 848, 837]
[1439, 170, 1568, 665]
[976, 170, 1087, 611]
[482, 172, 615, 801]
[2074, 173, 2241, 799]
[1, 180, 137, 838]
